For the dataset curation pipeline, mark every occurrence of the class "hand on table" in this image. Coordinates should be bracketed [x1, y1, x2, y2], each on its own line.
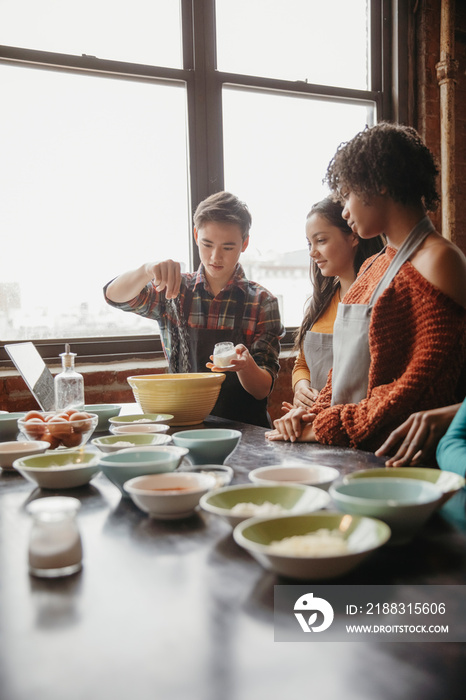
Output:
[375, 405, 460, 467]
[265, 406, 316, 442]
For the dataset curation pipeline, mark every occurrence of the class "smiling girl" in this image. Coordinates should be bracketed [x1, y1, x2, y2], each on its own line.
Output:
[290, 198, 384, 411]
[267, 122, 466, 450]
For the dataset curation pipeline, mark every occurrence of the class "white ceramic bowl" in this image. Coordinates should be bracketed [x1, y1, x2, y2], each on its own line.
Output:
[124, 471, 217, 519]
[343, 467, 465, 506]
[0, 440, 51, 471]
[248, 463, 339, 491]
[127, 373, 226, 426]
[172, 428, 241, 465]
[13, 450, 101, 489]
[110, 423, 171, 435]
[330, 477, 443, 545]
[233, 511, 391, 580]
[91, 433, 172, 453]
[98, 445, 189, 497]
[199, 483, 330, 528]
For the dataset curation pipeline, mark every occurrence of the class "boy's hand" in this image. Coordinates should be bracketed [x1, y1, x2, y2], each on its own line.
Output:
[206, 344, 246, 372]
[145, 260, 181, 299]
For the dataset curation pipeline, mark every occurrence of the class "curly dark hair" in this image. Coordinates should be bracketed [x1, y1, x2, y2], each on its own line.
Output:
[324, 122, 440, 212]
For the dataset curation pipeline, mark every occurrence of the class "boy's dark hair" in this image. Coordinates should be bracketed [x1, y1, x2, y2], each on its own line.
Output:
[193, 191, 252, 242]
[324, 122, 440, 212]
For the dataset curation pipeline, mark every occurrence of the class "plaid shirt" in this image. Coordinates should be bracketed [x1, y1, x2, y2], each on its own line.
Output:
[104, 264, 285, 380]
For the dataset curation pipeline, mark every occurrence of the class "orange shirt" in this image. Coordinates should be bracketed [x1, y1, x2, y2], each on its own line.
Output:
[292, 290, 340, 389]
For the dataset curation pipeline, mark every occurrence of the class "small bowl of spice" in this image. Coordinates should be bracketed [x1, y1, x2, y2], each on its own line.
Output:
[124, 471, 217, 519]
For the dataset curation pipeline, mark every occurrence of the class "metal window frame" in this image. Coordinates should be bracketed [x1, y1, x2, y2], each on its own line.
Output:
[0, 0, 404, 367]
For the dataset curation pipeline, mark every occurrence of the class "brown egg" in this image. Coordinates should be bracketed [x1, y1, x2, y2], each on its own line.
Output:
[24, 418, 47, 439]
[48, 417, 73, 439]
[24, 410, 45, 422]
[61, 432, 83, 448]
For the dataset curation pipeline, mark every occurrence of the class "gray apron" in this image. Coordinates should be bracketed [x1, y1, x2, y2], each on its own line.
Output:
[303, 331, 334, 392]
[331, 216, 435, 406]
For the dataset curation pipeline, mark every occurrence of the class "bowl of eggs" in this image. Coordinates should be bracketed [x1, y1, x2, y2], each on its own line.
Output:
[18, 410, 99, 450]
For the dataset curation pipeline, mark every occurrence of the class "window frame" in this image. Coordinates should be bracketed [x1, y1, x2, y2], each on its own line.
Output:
[0, 0, 406, 367]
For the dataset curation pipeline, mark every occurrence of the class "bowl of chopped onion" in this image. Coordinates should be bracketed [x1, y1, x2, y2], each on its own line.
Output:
[233, 511, 391, 580]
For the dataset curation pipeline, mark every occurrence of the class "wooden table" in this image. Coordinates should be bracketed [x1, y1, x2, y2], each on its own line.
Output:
[1, 415, 465, 700]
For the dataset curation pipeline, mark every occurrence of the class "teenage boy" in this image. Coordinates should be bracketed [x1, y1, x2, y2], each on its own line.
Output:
[104, 191, 285, 427]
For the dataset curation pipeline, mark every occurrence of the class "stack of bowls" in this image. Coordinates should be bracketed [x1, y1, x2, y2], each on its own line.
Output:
[127, 373, 226, 425]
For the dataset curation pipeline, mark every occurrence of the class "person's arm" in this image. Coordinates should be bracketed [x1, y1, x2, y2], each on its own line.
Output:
[436, 400, 466, 476]
[375, 404, 461, 467]
[311, 274, 466, 449]
[105, 260, 181, 303]
[292, 353, 319, 408]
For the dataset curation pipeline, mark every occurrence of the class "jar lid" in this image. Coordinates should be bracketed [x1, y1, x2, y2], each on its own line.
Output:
[26, 496, 81, 518]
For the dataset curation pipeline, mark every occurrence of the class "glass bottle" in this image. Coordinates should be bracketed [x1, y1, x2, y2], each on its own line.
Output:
[54, 343, 85, 411]
[27, 497, 83, 578]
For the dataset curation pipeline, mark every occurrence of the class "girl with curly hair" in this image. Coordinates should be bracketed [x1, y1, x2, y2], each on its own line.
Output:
[267, 122, 466, 451]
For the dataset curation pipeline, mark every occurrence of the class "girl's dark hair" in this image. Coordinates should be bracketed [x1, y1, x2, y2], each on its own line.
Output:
[293, 197, 384, 352]
[324, 121, 440, 211]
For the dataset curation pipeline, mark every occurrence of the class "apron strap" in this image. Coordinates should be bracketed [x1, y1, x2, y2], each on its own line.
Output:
[368, 216, 435, 311]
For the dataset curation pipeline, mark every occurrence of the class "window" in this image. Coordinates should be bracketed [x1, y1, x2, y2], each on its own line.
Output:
[0, 0, 397, 365]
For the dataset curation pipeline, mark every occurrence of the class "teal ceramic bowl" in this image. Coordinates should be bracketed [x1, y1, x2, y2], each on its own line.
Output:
[172, 428, 241, 465]
[0, 412, 26, 441]
[13, 450, 100, 489]
[343, 467, 465, 506]
[233, 512, 391, 580]
[98, 445, 188, 497]
[91, 433, 172, 453]
[199, 482, 330, 528]
[330, 477, 443, 545]
[84, 404, 121, 432]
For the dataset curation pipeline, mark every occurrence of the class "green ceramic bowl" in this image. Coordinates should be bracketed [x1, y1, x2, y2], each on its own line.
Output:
[343, 467, 465, 505]
[91, 433, 172, 453]
[98, 445, 188, 497]
[172, 428, 241, 465]
[233, 511, 391, 580]
[13, 450, 100, 489]
[0, 412, 26, 441]
[109, 413, 174, 427]
[199, 482, 330, 528]
[84, 404, 122, 432]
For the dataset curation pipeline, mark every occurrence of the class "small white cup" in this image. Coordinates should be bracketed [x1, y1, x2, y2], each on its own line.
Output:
[213, 342, 237, 367]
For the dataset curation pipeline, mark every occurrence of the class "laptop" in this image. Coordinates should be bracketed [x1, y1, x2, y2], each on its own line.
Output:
[5, 342, 55, 411]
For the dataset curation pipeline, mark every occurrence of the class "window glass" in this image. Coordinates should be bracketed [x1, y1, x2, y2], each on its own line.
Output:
[222, 87, 375, 326]
[0, 64, 190, 341]
[216, 0, 370, 90]
[0, 0, 182, 67]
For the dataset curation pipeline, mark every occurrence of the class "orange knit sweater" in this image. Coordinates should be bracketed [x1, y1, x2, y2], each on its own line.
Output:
[312, 246, 466, 451]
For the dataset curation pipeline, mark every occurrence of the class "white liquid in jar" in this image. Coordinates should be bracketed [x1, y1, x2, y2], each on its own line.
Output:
[213, 343, 236, 367]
